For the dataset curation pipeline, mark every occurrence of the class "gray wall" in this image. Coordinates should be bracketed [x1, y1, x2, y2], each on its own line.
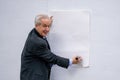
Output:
[0, 0, 120, 80]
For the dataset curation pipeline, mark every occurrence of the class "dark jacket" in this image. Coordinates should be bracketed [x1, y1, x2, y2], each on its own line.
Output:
[20, 28, 69, 80]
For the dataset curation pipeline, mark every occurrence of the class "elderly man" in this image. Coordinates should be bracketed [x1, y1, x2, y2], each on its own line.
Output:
[20, 14, 82, 80]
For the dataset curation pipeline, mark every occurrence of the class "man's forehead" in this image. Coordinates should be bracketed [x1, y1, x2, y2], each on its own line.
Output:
[41, 18, 50, 22]
[41, 19, 51, 24]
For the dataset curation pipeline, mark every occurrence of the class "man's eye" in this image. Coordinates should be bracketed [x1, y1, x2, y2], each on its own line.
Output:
[43, 25, 47, 27]
[43, 25, 50, 28]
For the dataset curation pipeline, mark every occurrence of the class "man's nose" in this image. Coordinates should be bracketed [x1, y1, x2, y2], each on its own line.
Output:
[46, 26, 50, 31]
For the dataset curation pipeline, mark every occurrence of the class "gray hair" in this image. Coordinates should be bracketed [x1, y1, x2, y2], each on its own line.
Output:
[35, 14, 49, 26]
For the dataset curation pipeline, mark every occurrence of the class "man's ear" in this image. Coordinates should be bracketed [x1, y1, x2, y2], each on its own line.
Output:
[50, 16, 53, 25]
[50, 16, 53, 20]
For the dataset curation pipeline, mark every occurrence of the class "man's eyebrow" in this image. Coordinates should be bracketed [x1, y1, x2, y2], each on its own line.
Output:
[42, 24, 50, 27]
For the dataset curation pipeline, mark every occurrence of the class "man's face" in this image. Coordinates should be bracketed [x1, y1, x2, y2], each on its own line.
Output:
[36, 18, 52, 37]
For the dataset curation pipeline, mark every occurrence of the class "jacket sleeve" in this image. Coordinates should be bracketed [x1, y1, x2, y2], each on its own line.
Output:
[26, 37, 69, 68]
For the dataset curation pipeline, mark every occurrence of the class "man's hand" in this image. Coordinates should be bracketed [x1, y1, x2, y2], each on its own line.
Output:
[72, 56, 82, 64]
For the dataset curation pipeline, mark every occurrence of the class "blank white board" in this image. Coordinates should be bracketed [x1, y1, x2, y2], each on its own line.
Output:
[48, 10, 90, 68]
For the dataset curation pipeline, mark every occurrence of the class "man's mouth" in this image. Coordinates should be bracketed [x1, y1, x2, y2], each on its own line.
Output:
[43, 31, 48, 34]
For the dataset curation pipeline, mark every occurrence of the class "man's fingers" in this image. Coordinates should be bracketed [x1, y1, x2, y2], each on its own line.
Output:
[76, 56, 82, 63]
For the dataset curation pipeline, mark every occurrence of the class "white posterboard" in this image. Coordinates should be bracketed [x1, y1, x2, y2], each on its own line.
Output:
[48, 10, 90, 68]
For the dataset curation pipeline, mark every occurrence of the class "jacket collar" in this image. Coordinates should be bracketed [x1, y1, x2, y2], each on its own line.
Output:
[33, 28, 44, 38]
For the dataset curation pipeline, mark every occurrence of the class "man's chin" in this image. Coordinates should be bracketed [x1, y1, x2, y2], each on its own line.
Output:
[42, 34, 47, 37]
